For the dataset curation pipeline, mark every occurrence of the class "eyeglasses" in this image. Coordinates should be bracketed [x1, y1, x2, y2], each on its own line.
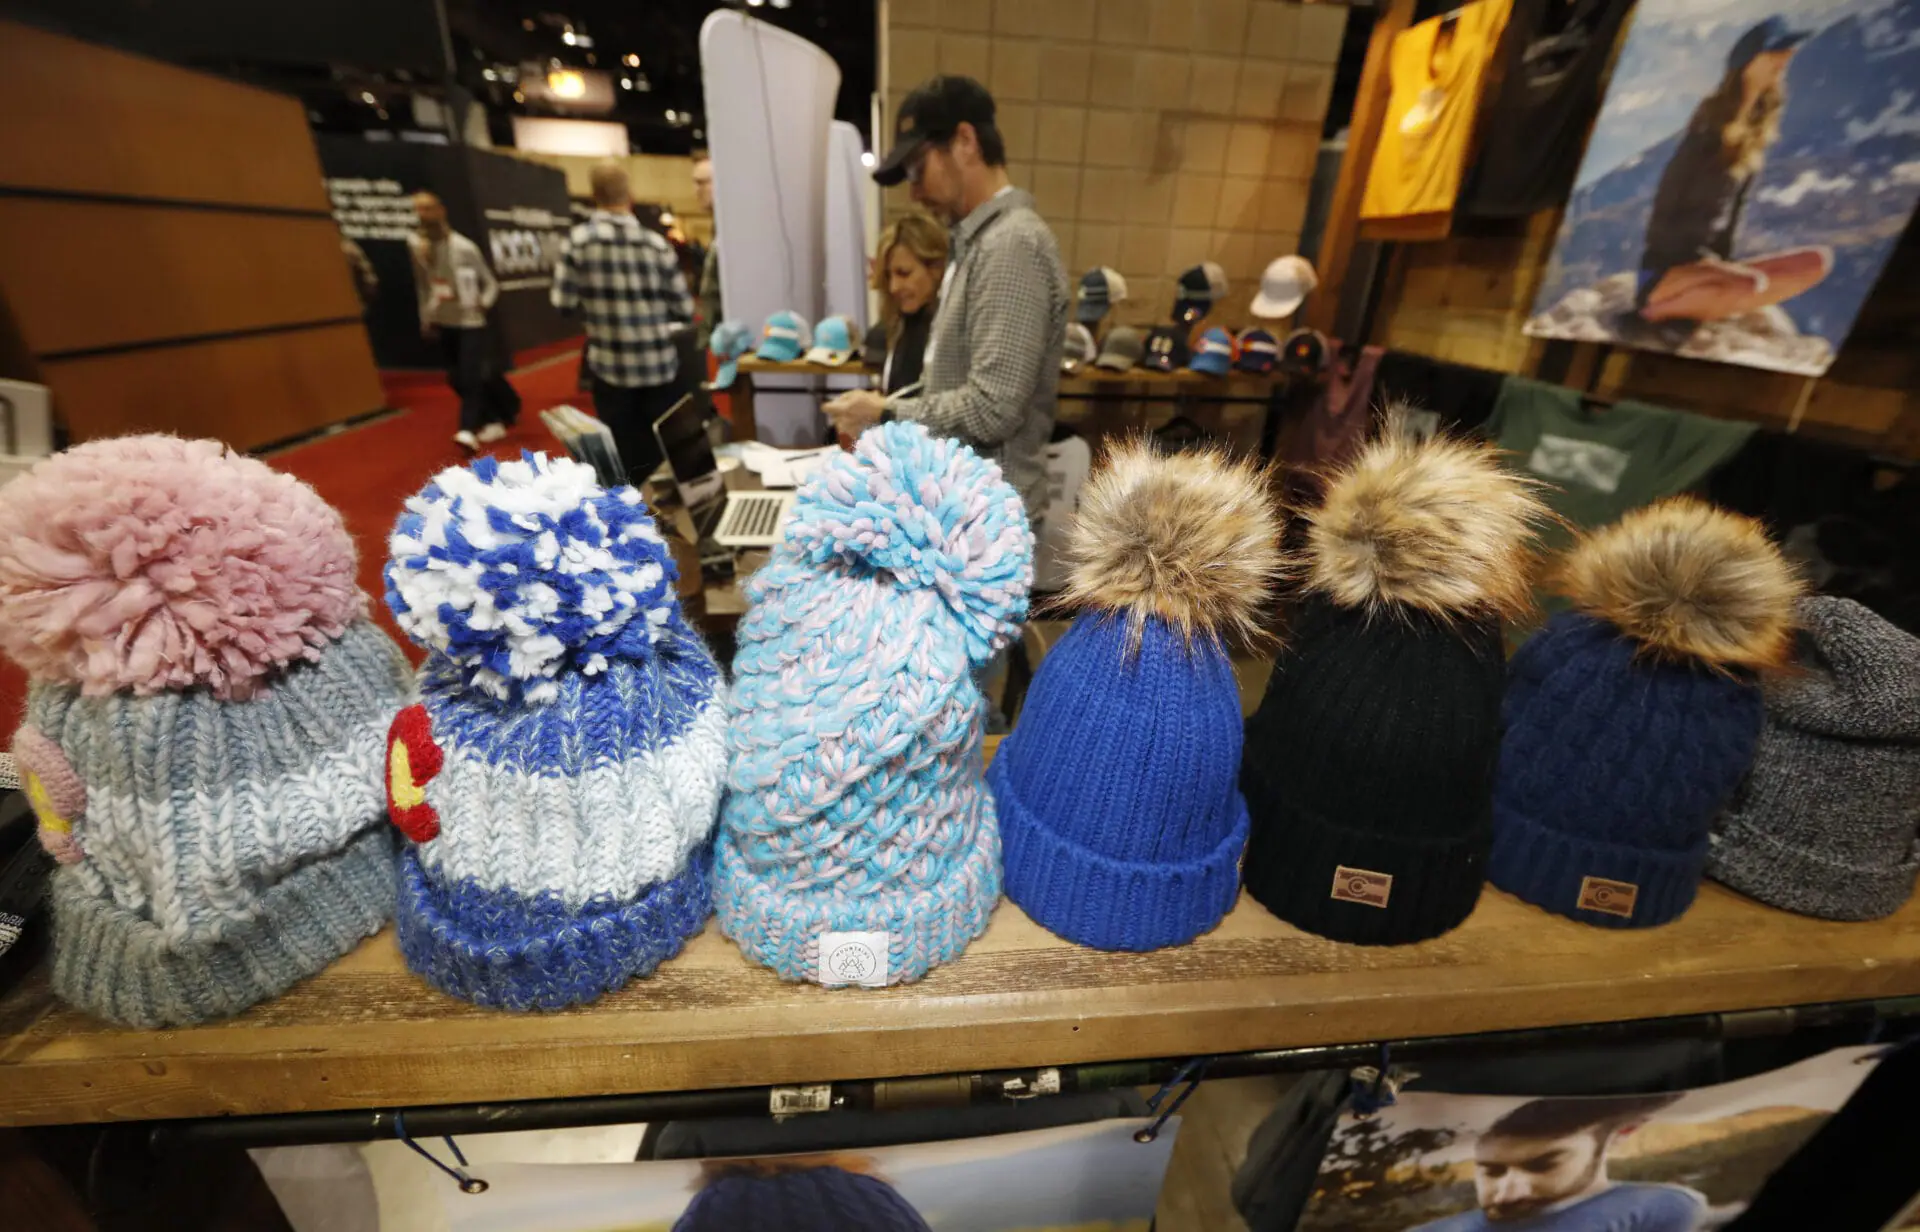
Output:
[904, 142, 946, 187]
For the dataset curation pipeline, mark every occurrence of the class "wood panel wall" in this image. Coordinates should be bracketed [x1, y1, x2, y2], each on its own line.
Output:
[0, 19, 382, 450]
[1369, 214, 1920, 456]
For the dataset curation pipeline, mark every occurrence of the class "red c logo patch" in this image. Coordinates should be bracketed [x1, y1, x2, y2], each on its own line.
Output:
[386, 704, 444, 843]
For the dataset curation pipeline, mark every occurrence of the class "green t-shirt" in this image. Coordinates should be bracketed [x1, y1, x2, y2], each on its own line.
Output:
[1485, 375, 1756, 622]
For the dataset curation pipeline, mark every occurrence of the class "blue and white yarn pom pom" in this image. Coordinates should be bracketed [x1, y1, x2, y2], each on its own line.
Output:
[385, 453, 680, 704]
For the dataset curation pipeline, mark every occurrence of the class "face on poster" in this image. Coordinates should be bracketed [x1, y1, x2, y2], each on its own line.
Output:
[1525, 0, 1920, 375]
[440, 1117, 1178, 1232]
[1301, 1045, 1886, 1232]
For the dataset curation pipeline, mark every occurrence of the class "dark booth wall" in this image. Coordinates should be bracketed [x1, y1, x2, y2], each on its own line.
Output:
[318, 136, 579, 370]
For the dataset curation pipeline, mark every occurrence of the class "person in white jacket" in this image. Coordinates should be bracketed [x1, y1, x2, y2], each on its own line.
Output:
[409, 192, 521, 451]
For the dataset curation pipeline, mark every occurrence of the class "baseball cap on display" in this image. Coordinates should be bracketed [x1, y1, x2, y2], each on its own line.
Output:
[1142, 325, 1191, 373]
[804, 315, 859, 366]
[1078, 267, 1130, 324]
[873, 76, 997, 187]
[862, 321, 889, 367]
[1235, 328, 1282, 374]
[1281, 327, 1330, 374]
[1252, 255, 1319, 319]
[1173, 264, 1216, 324]
[757, 311, 813, 362]
[1062, 322, 1098, 373]
[709, 320, 752, 390]
[1190, 327, 1236, 376]
[1202, 261, 1229, 301]
[1095, 325, 1147, 372]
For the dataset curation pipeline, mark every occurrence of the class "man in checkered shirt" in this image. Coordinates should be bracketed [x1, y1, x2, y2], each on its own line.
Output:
[552, 162, 694, 481]
[825, 76, 1069, 522]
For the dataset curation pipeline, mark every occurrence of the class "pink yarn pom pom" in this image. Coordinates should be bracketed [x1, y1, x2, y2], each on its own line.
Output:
[0, 435, 364, 699]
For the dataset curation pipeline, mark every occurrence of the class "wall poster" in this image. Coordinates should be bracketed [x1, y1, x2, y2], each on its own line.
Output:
[1300, 1045, 1886, 1231]
[1525, 0, 1920, 374]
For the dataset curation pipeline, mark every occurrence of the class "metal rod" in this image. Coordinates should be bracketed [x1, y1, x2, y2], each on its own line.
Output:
[147, 996, 1920, 1154]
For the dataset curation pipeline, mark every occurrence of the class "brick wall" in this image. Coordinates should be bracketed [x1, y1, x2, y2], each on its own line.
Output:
[883, 0, 1344, 330]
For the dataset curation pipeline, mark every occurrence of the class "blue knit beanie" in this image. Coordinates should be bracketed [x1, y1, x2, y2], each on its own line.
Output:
[674, 1162, 930, 1232]
[1490, 498, 1802, 929]
[383, 453, 726, 1009]
[991, 441, 1283, 950]
[716, 422, 1032, 986]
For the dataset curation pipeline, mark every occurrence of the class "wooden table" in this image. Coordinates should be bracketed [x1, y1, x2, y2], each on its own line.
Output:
[3, 870, 1916, 1127]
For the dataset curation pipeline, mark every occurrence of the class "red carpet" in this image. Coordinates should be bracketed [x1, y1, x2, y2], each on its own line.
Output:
[0, 346, 590, 724]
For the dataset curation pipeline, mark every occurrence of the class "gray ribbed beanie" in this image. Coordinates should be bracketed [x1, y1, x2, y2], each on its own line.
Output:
[1707, 596, 1920, 921]
[0, 436, 413, 1026]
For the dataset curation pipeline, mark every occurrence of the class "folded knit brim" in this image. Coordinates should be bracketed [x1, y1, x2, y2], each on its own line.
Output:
[992, 762, 1248, 951]
[1488, 802, 1707, 930]
[52, 826, 395, 1027]
[397, 842, 712, 1011]
[714, 814, 1001, 986]
[1707, 821, 1920, 922]
[1242, 770, 1488, 946]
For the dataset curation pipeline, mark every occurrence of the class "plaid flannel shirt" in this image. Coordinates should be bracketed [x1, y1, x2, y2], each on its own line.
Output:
[551, 211, 693, 389]
[890, 188, 1069, 517]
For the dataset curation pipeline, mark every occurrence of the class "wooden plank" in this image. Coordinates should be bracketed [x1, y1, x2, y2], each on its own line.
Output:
[40, 322, 384, 450]
[0, 199, 362, 356]
[0, 19, 330, 212]
[2, 881, 1916, 1126]
[1304, 0, 1418, 335]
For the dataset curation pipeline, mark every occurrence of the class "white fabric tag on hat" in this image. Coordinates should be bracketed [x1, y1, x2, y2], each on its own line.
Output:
[819, 931, 890, 987]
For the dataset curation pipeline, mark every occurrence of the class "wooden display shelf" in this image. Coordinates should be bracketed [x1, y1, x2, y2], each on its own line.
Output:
[2, 870, 1916, 1126]
[736, 355, 1280, 385]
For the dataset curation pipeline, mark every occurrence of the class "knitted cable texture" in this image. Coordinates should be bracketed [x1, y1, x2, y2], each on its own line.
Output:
[384, 453, 727, 1009]
[717, 422, 1031, 985]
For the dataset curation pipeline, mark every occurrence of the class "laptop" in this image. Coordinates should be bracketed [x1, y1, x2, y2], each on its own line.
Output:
[652, 394, 793, 549]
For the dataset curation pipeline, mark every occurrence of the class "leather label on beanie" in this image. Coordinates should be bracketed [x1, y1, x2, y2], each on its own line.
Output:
[1578, 875, 1639, 919]
[819, 932, 890, 988]
[1331, 866, 1393, 908]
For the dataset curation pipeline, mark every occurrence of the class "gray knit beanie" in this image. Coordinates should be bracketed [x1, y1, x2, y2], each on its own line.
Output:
[0, 436, 413, 1026]
[1707, 596, 1920, 921]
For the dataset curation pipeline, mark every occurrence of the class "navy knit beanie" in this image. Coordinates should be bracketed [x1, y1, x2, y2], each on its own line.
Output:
[674, 1162, 930, 1232]
[1490, 498, 1802, 929]
[991, 441, 1284, 951]
[1242, 424, 1552, 945]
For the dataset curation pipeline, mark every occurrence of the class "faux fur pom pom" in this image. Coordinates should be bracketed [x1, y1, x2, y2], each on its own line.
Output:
[1306, 413, 1552, 623]
[1556, 497, 1802, 672]
[1059, 439, 1285, 652]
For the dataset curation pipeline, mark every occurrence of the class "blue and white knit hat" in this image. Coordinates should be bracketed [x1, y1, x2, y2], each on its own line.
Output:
[717, 422, 1032, 986]
[991, 441, 1284, 951]
[384, 453, 726, 1009]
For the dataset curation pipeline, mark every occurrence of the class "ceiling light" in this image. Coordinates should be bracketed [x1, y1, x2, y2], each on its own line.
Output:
[771, 0, 791, 7]
[548, 69, 587, 99]
[513, 89, 526, 103]
[560, 29, 577, 45]
[360, 90, 377, 104]
[522, 17, 535, 30]
[624, 53, 640, 68]
[861, 151, 875, 168]
[692, 127, 704, 140]
[481, 68, 497, 81]
[620, 76, 633, 89]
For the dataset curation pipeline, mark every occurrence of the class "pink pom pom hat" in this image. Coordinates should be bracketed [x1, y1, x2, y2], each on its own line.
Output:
[0, 436, 412, 1026]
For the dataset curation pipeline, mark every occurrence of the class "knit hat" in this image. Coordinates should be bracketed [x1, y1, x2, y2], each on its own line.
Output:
[0, 436, 411, 1026]
[674, 1160, 931, 1232]
[1242, 425, 1552, 945]
[383, 453, 726, 1009]
[991, 442, 1282, 950]
[717, 421, 1031, 986]
[1490, 498, 1803, 929]
[1707, 596, 1920, 920]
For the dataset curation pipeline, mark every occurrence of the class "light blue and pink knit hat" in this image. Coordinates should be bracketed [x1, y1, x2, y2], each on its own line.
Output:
[383, 453, 727, 1010]
[716, 422, 1032, 986]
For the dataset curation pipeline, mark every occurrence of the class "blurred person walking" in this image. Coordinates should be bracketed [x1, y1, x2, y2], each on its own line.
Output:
[551, 161, 695, 484]
[871, 211, 947, 396]
[691, 153, 722, 352]
[408, 191, 520, 451]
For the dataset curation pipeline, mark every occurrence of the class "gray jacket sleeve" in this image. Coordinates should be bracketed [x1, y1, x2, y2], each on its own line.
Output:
[893, 229, 1055, 447]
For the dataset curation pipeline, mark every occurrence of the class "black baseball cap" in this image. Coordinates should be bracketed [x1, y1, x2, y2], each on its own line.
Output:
[874, 76, 997, 187]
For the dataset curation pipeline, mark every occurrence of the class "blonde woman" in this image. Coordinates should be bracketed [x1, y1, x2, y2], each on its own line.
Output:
[870, 211, 948, 395]
[1636, 17, 1830, 323]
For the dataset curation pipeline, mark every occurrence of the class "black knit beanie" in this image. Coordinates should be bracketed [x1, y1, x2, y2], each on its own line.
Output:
[1242, 423, 1551, 945]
